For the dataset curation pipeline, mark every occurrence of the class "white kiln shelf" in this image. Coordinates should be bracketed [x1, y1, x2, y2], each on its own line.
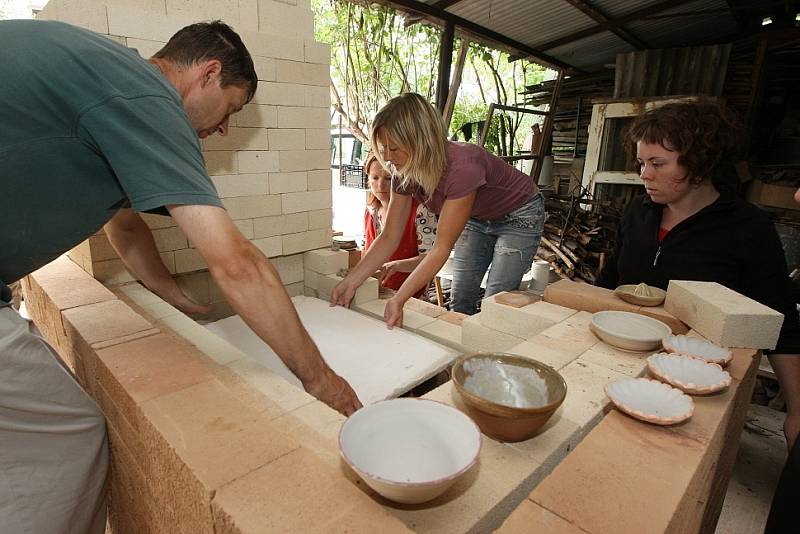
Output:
[204, 296, 458, 405]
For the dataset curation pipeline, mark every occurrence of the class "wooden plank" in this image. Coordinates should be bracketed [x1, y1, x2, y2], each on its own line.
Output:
[593, 171, 642, 185]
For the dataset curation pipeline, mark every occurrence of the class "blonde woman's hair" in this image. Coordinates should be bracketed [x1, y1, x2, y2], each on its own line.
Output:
[370, 93, 447, 199]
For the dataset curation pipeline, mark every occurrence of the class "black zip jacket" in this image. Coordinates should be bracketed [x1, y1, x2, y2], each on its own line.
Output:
[598, 192, 799, 353]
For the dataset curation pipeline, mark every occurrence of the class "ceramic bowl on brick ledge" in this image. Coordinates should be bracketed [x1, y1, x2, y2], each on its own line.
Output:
[614, 283, 667, 307]
[606, 377, 694, 425]
[647, 352, 732, 395]
[451, 353, 567, 443]
[339, 398, 481, 504]
[590, 310, 672, 352]
[662, 334, 733, 367]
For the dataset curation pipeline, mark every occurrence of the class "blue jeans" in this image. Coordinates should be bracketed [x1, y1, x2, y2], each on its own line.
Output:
[450, 193, 545, 314]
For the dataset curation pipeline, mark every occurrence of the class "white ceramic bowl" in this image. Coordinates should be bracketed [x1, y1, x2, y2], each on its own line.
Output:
[339, 398, 481, 504]
[647, 353, 732, 395]
[606, 378, 694, 425]
[662, 334, 733, 367]
[590, 311, 672, 352]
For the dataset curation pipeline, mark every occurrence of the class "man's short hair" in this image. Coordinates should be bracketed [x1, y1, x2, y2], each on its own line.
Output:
[154, 21, 257, 101]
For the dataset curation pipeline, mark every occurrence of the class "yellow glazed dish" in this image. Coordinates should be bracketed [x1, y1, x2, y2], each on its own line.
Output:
[614, 283, 667, 307]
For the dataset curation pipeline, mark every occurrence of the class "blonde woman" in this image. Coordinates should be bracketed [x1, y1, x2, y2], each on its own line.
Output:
[332, 92, 544, 326]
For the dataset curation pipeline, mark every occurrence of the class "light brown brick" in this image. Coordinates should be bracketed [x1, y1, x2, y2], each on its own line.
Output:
[665, 280, 784, 349]
[212, 447, 411, 534]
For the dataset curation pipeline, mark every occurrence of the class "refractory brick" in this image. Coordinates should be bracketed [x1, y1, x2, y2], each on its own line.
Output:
[664, 280, 784, 349]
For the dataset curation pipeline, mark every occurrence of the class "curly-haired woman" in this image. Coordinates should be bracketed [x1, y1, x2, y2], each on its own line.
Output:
[597, 97, 799, 464]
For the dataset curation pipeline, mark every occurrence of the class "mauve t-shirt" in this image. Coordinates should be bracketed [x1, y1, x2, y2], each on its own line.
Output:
[392, 141, 535, 220]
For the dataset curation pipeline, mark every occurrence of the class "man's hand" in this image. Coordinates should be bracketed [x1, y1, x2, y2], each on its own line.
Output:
[303, 367, 362, 416]
[162, 287, 211, 315]
[384, 297, 404, 329]
[330, 277, 357, 308]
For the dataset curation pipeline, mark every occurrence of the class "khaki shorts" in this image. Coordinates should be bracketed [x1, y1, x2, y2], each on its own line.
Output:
[0, 307, 108, 534]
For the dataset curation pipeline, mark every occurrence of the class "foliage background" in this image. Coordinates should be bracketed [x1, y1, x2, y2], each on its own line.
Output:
[313, 0, 555, 162]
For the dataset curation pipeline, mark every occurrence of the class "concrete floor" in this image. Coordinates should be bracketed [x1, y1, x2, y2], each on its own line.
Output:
[716, 404, 787, 534]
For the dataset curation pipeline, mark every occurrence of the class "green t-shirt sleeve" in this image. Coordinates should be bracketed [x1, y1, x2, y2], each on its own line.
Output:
[77, 94, 222, 215]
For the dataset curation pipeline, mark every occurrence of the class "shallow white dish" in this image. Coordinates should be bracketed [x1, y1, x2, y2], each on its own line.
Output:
[590, 311, 672, 352]
[647, 353, 732, 395]
[339, 398, 481, 504]
[662, 334, 733, 367]
[606, 378, 694, 425]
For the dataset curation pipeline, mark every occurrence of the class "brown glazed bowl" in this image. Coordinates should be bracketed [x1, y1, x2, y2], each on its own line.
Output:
[451, 353, 567, 443]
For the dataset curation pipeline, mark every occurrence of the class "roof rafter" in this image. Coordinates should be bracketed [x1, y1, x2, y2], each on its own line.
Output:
[560, 0, 649, 50]
[535, 0, 697, 52]
[378, 0, 574, 71]
[432, 0, 465, 9]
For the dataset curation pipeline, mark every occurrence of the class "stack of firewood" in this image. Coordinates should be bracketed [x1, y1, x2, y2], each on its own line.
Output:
[535, 193, 622, 284]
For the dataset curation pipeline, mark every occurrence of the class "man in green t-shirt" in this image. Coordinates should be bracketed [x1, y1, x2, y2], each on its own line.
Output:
[0, 20, 361, 533]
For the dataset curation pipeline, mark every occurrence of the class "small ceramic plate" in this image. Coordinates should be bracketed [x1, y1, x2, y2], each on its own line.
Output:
[606, 378, 694, 425]
[590, 311, 672, 352]
[614, 283, 667, 307]
[662, 334, 733, 367]
[647, 353, 732, 395]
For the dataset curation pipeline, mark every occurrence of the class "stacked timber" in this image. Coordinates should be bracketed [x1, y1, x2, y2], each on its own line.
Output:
[535, 193, 622, 284]
[520, 71, 614, 166]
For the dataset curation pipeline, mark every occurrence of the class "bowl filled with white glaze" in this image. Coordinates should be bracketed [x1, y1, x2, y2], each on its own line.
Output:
[451, 353, 567, 442]
[338, 398, 481, 504]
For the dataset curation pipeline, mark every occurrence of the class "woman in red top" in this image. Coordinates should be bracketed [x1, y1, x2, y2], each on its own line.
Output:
[363, 153, 436, 291]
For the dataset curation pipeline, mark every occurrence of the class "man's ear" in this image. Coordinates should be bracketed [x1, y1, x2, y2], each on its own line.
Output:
[199, 59, 223, 87]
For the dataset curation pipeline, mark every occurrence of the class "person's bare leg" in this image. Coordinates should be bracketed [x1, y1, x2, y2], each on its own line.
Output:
[768, 353, 800, 451]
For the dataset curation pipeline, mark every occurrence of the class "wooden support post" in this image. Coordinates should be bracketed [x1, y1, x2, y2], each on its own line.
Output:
[532, 70, 565, 182]
[442, 38, 469, 130]
[436, 20, 455, 114]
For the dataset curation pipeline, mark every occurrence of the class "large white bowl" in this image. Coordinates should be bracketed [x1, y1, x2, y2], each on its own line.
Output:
[590, 311, 672, 352]
[339, 398, 481, 504]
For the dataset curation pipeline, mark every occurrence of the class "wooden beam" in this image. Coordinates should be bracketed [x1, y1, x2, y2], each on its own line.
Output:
[561, 0, 649, 50]
[432, 0, 464, 9]
[436, 20, 455, 114]
[377, 0, 576, 71]
[536, 0, 697, 51]
[442, 38, 469, 129]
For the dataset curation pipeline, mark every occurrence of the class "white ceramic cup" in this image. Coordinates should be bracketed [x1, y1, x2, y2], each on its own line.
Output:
[531, 260, 550, 291]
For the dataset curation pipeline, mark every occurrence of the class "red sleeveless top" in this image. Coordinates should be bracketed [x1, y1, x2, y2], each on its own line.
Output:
[363, 198, 420, 290]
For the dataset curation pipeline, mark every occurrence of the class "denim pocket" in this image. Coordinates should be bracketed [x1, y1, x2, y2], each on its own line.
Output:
[506, 194, 544, 230]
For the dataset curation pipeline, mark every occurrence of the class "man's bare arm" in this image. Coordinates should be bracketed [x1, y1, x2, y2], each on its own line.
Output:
[104, 208, 209, 314]
[167, 203, 361, 415]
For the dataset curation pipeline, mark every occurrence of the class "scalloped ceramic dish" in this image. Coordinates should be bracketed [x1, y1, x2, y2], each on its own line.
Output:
[662, 334, 733, 367]
[606, 378, 694, 425]
[614, 283, 667, 307]
[339, 398, 481, 504]
[590, 311, 672, 352]
[647, 353, 732, 395]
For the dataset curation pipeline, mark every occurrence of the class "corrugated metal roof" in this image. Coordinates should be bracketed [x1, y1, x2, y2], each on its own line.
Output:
[547, 31, 634, 70]
[382, 0, 747, 71]
[625, 0, 738, 49]
[446, 0, 596, 45]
